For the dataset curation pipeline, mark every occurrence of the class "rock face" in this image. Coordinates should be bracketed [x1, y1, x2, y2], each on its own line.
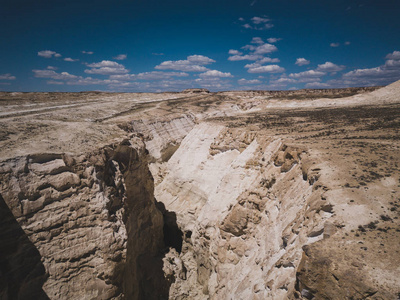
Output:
[0, 136, 169, 299]
[153, 124, 331, 299]
[1, 81, 400, 299]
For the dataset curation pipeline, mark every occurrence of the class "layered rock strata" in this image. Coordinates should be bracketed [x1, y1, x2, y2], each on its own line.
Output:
[0, 136, 168, 299]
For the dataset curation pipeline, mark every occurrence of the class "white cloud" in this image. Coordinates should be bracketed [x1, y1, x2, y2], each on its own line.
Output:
[155, 55, 215, 72]
[238, 78, 261, 85]
[253, 43, 278, 55]
[259, 57, 280, 63]
[294, 50, 400, 88]
[82, 51, 94, 55]
[341, 65, 400, 86]
[113, 54, 127, 60]
[228, 49, 242, 55]
[241, 44, 256, 51]
[330, 43, 340, 47]
[386, 51, 400, 60]
[385, 59, 400, 68]
[0, 73, 16, 80]
[244, 59, 280, 68]
[247, 64, 285, 73]
[251, 16, 270, 24]
[38, 50, 62, 58]
[33, 69, 79, 80]
[345, 41, 351, 45]
[135, 71, 189, 80]
[251, 37, 264, 44]
[187, 55, 215, 64]
[244, 62, 261, 69]
[109, 72, 189, 81]
[108, 74, 136, 81]
[85, 60, 129, 75]
[272, 77, 297, 84]
[267, 38, 282, 43]
[289, 70, 326, 82]
[152, 53, 164, 56]
[47, 66, 57, 70]
[241, 16, 274, 30]
[228, 54, 261, 61]
[305, 82, 330, 88]
[194, 77, 233, 90]
[316, 62, 345, 72]
[261, 24, 274, 30]
[295, 58, 310, 66]
[64, 57, 79, 62]
[199, 70, 233, 78]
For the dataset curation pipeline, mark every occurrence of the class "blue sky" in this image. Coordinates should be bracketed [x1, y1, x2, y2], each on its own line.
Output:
[1, 0, 400, 92]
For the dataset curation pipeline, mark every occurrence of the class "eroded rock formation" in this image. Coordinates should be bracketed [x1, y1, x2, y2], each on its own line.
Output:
[1, 81, 400, 299]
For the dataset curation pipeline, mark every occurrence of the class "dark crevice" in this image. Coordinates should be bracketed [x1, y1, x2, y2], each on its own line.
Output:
[156, 201, 183, 254]
[0, 193, 49, 300]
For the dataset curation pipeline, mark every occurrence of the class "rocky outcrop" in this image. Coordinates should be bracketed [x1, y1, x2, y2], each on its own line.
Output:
[0, 135, 169, 300]
[154, 123, 334, 299]
[1, 81, 400, 299]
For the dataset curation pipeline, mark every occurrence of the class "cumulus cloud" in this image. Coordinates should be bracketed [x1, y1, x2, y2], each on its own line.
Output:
[33, 69, 79, 80]
[82, 51, 94, 55]
[259, 57, 280, 63]
[155, 55, 215, 72]
[290, 50, 400, 88]
[240, 16, 274, 30]
[85, 60, 129, 75]
[64, 57, 79, 62]
[247, 64, 285, 73]
[305, 82, 330, 88]
[199, 70, 233, 78]
[267, 38, 282, 43]
[251, 37, 264, 44]
[295, 58, 310, 66]
[110, 71, 189, 81]
[316, 62, 345, 72]
[38, 50, 62, 58]
[272, 77, 297, 84]
[33, 68, 126, 87]
[47, 66, 57, 70]
[228, 54, 261, 61]
[238, 78, 261, 85]
[194, 77, 233, 90]
[289, 70, 326, 82]
[113, 54, 127, 60]
[330, 43, 340, 47]
[341, 53, 400, 86]
[386, 51, 400, 60]
[228, 49, 242, 55]
[241, 44, 256, 51]
[253, 43, 278, 55]
[251, 16, 270, 24]
[0, 73, 16, 80]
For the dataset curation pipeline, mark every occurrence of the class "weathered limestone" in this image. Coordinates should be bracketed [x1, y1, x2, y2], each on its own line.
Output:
[1, 81, 400, 299]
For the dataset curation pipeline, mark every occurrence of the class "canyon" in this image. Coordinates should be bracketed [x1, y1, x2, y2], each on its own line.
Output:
[0, 82, 399, 299]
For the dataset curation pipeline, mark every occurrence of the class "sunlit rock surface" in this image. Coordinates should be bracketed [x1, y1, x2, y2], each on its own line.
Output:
[1, 82, 399, 299]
